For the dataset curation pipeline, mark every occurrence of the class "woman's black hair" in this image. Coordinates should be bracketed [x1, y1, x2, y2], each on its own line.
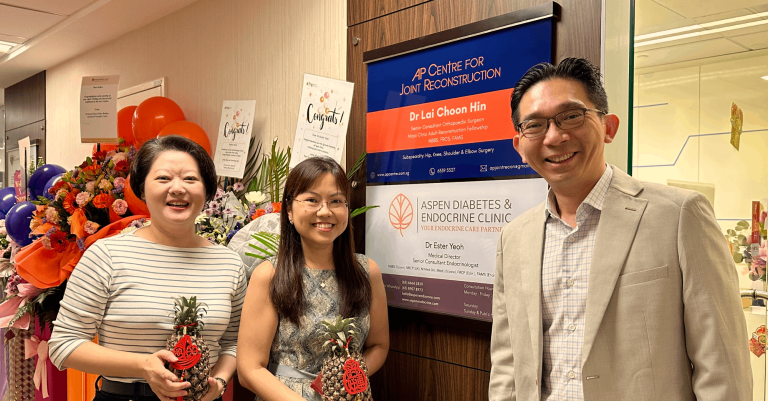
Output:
[270, 156, 372, 326]
[129, 135, 217, 202]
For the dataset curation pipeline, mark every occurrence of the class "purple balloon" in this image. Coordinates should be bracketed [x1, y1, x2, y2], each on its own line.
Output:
[29, 164, 66, 200]
[0, 187, 17, 216]
[5, 201, 36, 247]
[43, 174, 64, 200]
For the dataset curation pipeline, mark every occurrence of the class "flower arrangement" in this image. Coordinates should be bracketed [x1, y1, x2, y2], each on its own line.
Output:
[0, 220, 12, 259]
[29, 144, 138, 252]
[727, 210, 768, 281]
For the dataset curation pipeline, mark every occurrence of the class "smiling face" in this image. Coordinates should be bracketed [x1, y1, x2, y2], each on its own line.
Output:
[287, 172, 349, 250]
[513, 78, 619, 195]
[142, 150, 207, 232]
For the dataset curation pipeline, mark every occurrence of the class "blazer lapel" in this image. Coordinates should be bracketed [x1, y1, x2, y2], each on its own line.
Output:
[581, 167, 647, 366]
[518, 202, 547, 382]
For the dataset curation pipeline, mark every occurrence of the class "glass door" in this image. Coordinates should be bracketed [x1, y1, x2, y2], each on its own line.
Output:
[631, 1, 768, 399]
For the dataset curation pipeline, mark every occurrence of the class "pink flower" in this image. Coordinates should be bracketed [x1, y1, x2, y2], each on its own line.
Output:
[113, 177, 126, 189]
[112, 152, 127, 164]
[112, 199, 128, 215]
[55, 188, 69, 201]
[76, 192, 92, 207]
[85, 181, 96, 194]
[84, 221, 100, 235]
[45, 207, 60, 225]
[762, 211, 767, 224]
[41, 236, 53, 250]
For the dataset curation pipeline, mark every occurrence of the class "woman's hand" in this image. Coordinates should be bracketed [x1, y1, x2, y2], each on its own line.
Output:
[199, 377, 224, 401]
[142, 350, 191, 401]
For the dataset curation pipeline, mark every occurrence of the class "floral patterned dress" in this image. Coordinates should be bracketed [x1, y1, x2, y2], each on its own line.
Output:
[257, 254, 371, 401]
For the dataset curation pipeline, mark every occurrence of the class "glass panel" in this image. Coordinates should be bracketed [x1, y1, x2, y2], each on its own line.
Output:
[632, 1, 768, 399]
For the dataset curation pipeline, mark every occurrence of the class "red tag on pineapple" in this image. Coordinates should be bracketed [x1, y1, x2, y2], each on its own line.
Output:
[311, 373, 323, 395]
[343, 359, 368, 394]
[169, 334, 201, 370]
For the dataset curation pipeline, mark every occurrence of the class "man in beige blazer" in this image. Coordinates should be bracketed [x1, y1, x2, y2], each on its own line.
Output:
[489, 58, 752, 400]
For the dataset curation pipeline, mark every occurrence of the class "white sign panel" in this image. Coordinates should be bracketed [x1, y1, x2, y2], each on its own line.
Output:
[290, 74, 354, 168]
[213, 100, 256, 178]
[366, 178, 547, 319]
[80, 75, 120, 143]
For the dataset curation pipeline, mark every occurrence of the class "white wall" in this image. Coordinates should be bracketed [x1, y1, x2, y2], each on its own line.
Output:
[46, 0, 347, 170]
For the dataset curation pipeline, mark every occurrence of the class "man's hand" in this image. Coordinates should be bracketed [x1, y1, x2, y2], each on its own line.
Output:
[142, 350, 190, 401]
[199, 377, 224, 401]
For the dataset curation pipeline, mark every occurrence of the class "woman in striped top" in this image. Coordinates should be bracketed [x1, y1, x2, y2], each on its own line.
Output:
[49, 136, 247, 401]
[236, 157, 389, 401]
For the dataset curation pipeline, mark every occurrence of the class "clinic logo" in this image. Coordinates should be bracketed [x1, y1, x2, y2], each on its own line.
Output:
[412, 67, 426, 81]
[389, 194, 413, 237]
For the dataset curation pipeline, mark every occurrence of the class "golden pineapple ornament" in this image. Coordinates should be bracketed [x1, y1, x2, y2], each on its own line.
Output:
[165, 296, 210, 401]
[316, 316, 372, 401]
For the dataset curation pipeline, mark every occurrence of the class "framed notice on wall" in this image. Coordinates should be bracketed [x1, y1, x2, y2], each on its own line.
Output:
[364, 4, 558, 320]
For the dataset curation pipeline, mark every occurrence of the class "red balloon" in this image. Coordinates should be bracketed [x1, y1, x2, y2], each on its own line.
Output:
[117, 106, 138, 144]
[124, 175, 150, 216]
[157, 121, 212, 155]
[132, 97, 185, 145]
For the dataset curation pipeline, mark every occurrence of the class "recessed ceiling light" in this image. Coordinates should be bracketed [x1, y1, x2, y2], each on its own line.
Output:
[761, 76, 768, 81]
[0, 40, 18, 53]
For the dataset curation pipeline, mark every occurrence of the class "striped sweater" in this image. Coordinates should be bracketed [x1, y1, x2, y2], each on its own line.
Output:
[48, 231, 247, 383]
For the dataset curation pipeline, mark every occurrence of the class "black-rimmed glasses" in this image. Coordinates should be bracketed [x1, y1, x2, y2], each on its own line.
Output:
[517, 108, 605, 139]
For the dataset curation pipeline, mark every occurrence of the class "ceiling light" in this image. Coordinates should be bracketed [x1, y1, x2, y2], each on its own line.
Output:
[636, 11, 768, 41]
[0, 40, 18, 53]
[635, 18, 768, 47]
[762, 76, 768, 81]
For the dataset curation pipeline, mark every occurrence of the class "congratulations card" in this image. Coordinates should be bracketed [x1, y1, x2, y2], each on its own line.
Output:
[290, 74, 354, 168]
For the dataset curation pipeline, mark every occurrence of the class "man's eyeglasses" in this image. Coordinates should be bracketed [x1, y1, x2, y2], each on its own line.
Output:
[516, 108, 605, 139]
[293, 198, 349, 212]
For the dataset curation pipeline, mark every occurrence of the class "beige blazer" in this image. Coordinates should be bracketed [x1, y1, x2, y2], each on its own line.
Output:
[489, 166, 752, 401]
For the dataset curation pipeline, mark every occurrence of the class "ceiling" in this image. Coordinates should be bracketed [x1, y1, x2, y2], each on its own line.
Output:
[0, 0, 199, 96]
[635, 0, 768, 70]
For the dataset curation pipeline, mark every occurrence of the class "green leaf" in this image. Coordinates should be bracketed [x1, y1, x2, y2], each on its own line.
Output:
[347, 151, 367, 180]
[734, 253, 744, 263]
[737, 220, 750, 229]
[727, 229, 736, 236]
[250, 232, 280, 253]
[350, 205, 379, 219]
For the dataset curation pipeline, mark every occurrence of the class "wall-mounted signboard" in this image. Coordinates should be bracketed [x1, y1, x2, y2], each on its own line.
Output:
[364, 3, 558, 320]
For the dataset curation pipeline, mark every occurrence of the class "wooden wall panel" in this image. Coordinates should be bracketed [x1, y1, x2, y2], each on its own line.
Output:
[348, 0, 432, 26]
[346, 0, 602, 400]
[370, 351, 491, 400]
[4, 71, 46, 131]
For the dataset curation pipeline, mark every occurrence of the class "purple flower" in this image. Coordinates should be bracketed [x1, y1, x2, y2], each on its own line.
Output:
[205, 208, 215, 216]
[233, 182, 244, 191]
[76, 238, 86, 251]
[208, 201, 220, 210]
[46, 227, 57, 238]
[223, 208, 233, 215]
[265, 203, 274, 214]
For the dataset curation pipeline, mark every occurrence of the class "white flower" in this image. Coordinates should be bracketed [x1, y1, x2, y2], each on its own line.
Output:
[244, 191, 266, 205]
[195, 213, 208, 224]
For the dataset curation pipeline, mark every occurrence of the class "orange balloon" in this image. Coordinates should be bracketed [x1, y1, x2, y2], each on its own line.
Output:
[117, 106, 137, 144]
[132, 97, 185, 145]
[124, 175, 150, 216]
[157, 121, 212, 155]
[92, 143, 117, 155]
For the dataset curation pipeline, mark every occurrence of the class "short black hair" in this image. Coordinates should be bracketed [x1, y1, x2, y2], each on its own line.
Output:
[129, 135, 217, 202]
[510, 58, 608, 127]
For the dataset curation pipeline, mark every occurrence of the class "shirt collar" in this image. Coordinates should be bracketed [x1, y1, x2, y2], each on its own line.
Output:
[545, 164, 614, 220]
